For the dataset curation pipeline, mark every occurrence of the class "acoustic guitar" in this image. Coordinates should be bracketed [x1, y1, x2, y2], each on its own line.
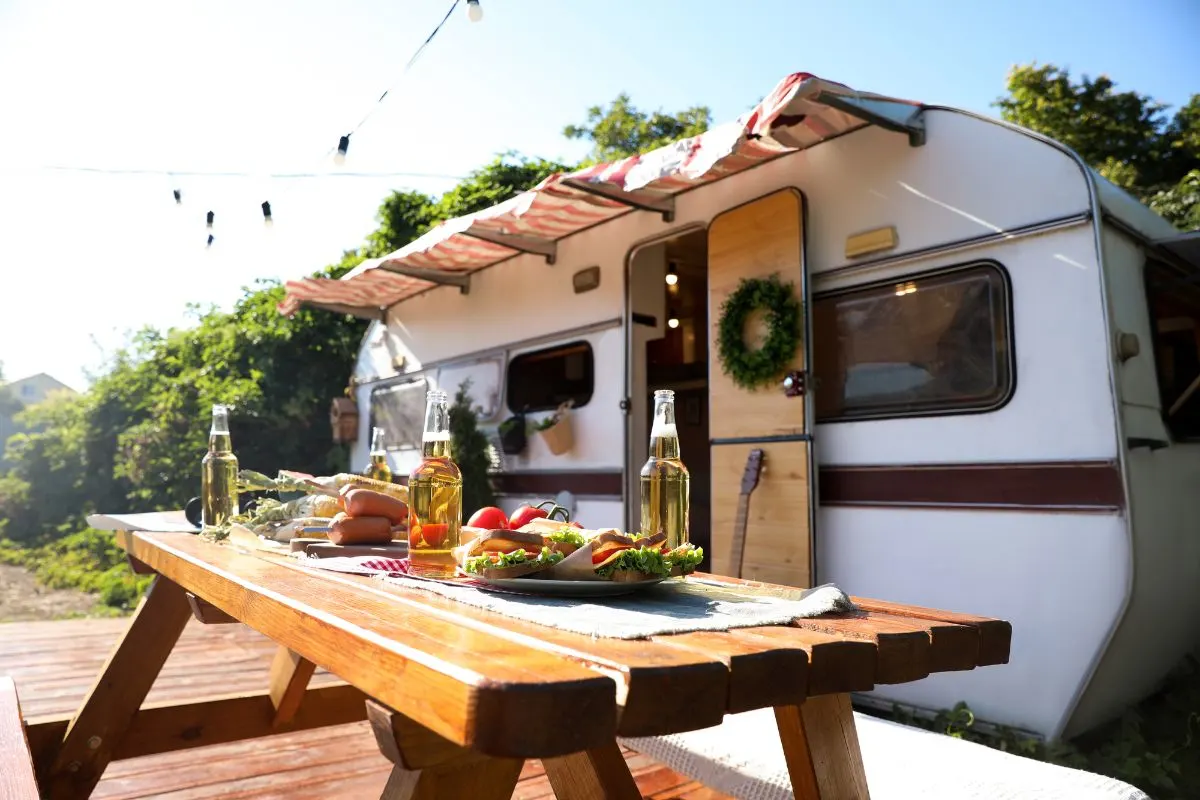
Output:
[728, 448, 765, 579]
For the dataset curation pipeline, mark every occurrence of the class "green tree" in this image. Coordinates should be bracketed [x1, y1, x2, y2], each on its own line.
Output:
[996, 63, 1200, 230]
[564, 93, 711, 163]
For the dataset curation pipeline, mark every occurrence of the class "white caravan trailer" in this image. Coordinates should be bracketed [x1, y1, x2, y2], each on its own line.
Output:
[281, 71, 1200, 743]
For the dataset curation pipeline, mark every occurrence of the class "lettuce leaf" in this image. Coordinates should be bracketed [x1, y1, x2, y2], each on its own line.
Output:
[595, 545, 670, 578]
[664, 544, 704, 573]
[464, 546, 562, 574]
[544, 529, 586, 547]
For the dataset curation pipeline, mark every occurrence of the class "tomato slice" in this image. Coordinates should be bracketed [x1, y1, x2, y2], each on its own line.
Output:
[421, 523, 448, 549]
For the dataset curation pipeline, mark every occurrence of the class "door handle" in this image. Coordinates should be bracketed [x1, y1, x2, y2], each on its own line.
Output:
[782, 371, 806, 397]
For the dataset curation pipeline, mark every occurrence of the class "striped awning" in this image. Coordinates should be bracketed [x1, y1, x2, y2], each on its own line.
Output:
[279, 72, 924, 318]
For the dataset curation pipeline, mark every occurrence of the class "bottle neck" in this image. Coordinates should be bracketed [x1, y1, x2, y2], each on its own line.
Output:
[649, 395, 680, 460]
[209, 432, 232, 454]
[422, 399, 453, 460]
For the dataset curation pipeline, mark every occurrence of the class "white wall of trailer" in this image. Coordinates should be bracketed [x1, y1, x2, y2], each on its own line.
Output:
[347, 108, 1157, 740]
[1060, 224, 1200, 737]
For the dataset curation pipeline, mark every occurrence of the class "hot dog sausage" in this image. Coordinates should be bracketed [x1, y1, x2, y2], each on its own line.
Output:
[342, 488, 407, 526]
[328, 512, 393, 545]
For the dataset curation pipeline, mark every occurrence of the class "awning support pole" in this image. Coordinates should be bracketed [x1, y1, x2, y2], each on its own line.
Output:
[378, 263, 471, 295]
[815, 93, 927, 147]
[460, 230, 557, 265]
[562, 179, 675, 222]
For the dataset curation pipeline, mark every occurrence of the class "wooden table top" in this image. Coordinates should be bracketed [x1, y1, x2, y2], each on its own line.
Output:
[116, 529, 1011, 762]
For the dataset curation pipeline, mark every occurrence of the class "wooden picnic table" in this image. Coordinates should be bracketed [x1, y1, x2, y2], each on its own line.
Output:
[24, 524, 1011, 800]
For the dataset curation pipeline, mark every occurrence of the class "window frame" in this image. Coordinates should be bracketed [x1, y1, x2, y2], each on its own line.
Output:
[813, 259, 1017, 424]
[505, 340, 596, 414]
[368, 373, 431, 452]
[1142, 256, 1200, 443]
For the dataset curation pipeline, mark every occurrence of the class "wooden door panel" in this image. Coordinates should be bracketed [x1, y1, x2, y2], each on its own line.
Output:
[707, 188, 811, 587]
[707, 188, 806, 440]
[709, 442, 811, 587]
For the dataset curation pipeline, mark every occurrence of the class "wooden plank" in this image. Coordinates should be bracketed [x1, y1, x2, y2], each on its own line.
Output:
[26, 682, 369, 762]
[117, 530, 618, 758]
[268, 646, 318, 727]
[186, 592, 239, 624]
[791, 613, 931, 684]
[775, 695, 869, 799]
[649, 630, 809, 713]
[543, 740, 643, 800]
[40, 575, 193, 799]
[304, 566, 729, 738]
[709, 441, 811, 588]
[0, 676, 40, 799]
[720, 626, 877, 697]
[851, 596, 1012, 666]
[368, 699, 523, 800]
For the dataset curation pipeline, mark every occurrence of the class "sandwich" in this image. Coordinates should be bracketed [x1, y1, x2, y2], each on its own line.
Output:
[462, 529, 564, 579]
[588, 531, 672, 582]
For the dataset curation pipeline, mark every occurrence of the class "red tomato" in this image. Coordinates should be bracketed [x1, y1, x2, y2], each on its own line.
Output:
[408, 524, 423, 548]
[468, 506, 509, 530]
[567, 520, 584, 529]
[509, 504, 548, 528]
[421, 523, 448, 549]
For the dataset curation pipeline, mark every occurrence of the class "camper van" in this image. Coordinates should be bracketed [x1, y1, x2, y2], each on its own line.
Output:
[281, 72, 1200, 743]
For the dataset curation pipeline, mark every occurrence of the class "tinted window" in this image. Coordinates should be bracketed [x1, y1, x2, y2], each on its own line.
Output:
[506, 341, 594, 413]
[1145, 259, 1200, 440]
[813, 263, 1014, 421]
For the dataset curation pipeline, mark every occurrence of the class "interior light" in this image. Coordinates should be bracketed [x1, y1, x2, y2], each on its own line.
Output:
[894, 281, 917, 296]
[667, 311, 680, 329]
[666, 262, 679, 286]
[466, 0, 483, 22]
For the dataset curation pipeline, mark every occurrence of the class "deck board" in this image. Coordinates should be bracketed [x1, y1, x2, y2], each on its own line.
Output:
[1, 617, 730, 799]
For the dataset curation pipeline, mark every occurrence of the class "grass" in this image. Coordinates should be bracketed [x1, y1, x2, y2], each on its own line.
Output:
[871, 655, 1200, 799]
[0, 528, 152, 612]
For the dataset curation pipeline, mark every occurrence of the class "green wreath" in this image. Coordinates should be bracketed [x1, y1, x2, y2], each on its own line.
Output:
[716, 273, 803, 390]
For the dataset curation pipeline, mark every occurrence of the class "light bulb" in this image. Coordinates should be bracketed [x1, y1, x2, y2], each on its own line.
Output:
[466, 0, 483, 22]
[666, 262, 678, 285]
[667, 315, 679, 329]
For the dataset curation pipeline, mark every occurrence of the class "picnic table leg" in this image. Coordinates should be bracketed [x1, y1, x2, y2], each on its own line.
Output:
[775, 694, 871, 799]
[541, 740, 641, 800]
[38, 574, 193, 799]
[267, 646, 317, 727]
[366, 699, 523, 800]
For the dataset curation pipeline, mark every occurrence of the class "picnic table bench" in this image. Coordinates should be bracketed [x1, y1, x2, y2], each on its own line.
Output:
[4, 522, 1096, 799]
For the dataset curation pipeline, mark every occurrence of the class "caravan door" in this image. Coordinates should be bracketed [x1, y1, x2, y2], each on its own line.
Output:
[706, 189, 814, 587]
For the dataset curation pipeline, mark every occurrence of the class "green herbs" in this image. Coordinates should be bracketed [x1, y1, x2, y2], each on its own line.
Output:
[464, 546, 563, 575]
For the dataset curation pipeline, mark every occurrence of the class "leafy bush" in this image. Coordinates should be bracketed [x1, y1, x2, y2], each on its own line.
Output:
[0, 529, 152, 611]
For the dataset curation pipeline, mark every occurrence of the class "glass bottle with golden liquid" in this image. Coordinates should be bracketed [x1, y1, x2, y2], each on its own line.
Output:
[640, 389, 690, 550]
[364, 426, 392, 483]
[201, 404, 240, 529]
[407, 390, 462, 577]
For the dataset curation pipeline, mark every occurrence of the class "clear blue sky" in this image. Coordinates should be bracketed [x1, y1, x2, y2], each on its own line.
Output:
[0, 0, 1197, 391]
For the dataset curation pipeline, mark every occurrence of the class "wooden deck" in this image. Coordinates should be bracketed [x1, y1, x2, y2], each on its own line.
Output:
[2, 617, 729, 799]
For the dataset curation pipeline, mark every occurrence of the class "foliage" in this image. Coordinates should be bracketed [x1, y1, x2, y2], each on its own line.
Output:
[367, 155, 570, 256]
[448, 380, 496, 517]
[996, 63, 1200, 230]
[715, 274, 803, 390]
[564, 93, 711, 164]
[876, 656, 1200, 799]
[0, 530, 152, 611]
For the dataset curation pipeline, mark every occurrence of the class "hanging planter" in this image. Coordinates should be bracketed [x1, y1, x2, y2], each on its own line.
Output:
[498, 412, 528, 455]
[535, 400, 575, 456]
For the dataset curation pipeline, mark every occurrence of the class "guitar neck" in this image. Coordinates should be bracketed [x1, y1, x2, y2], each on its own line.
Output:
[729, 492, 752, 579]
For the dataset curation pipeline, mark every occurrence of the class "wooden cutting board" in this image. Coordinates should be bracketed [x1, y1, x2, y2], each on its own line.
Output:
[290, 538, 409, 559]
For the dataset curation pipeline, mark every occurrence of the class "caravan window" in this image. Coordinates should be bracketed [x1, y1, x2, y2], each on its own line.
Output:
[813, 262, 1014, 421]
[370, 377, 429, 450]
[506, 341, 594, 413]
[1145, 259, 1200, 440]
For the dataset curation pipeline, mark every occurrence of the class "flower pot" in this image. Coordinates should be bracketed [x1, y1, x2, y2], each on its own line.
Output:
[498, 413, 527, 455]
[537, 403, 574, 455]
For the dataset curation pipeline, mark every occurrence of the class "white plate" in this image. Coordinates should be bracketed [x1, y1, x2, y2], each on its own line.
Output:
[472, 575, 666, 597]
